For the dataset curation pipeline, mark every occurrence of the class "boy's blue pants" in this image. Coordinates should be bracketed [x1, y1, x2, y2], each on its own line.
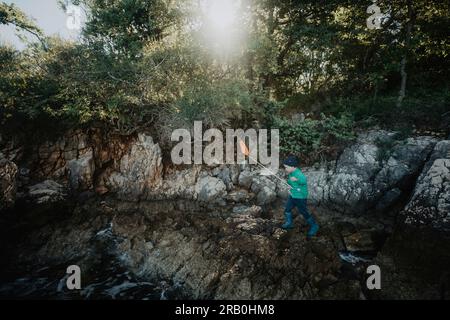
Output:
[285, 196, 312, 220]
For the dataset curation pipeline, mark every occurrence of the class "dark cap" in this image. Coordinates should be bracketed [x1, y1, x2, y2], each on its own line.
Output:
[283, 155, 299, 167]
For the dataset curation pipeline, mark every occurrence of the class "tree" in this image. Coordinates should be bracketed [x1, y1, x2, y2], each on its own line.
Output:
[0, 2, 46, 48]
[68, 0, 181, 58]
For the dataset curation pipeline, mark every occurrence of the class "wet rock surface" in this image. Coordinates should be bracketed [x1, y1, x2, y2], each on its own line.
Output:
[0, 197, 361, 299]
[25, 180, 67, 205]
[370, 141, 450, 299]
[371, 226, 450, 300]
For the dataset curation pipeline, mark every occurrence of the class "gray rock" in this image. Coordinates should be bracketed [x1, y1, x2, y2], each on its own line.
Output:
[327, 172, 369, 213]
[229, 164, 240, 185]
[27, 180, 66, 204]
[375, 188, 402, 211]
[307, 131, 438, 214]
[336, 140, 380, 179]
[226, 189, 253, 202]
[303, 167, 329, 205]
[256, 186, 277, 205]
[232, 205, 262, 217]
[195, 176, 227, 202]
[211, 167, 221, 176]
[107, 134, 163, 201]
[250, 175, 276, 194]
[249, 175, 277, 205]
[358, 129, 397, 144]
[148, 167, 200, 201]
[217, 166, 233, 190]
[238, 169, 255, 189]
[374, 136, 437, 191]
[276, 185, 291, 199]
[402, 140, 450, 230]
[68, 149, 95, 191]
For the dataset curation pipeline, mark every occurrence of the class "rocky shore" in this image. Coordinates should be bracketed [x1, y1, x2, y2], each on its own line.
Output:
[0, 127, 449, 299]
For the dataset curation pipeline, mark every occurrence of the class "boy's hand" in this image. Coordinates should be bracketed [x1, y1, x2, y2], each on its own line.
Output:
[289, 177, 298, 182]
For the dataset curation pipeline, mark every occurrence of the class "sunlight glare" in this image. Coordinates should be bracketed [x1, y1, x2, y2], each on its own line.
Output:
[207, 0, 236, 30]
[195, 0, 246, 57]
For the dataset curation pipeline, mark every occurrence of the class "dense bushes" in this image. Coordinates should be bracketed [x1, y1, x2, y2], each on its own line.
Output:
[0, 40, 257, 140]
[321, 88, 450, 130]
[272, 113, 355, 164]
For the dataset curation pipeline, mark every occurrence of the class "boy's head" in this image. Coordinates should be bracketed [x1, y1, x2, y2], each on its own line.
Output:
[283, 155, 299, 173]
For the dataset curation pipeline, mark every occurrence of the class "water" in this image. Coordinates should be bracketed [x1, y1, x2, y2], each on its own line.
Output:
[0, 260, 187, 300]
[338, 251, 372, 265]
[0, 223, 189, 300]
[0, 273, 186, 300]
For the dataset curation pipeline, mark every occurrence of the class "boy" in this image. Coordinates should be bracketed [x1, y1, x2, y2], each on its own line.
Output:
[282, 155, 319, 239]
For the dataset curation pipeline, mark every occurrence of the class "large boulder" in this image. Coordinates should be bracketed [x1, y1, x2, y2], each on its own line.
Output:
[107, 134, 163, 201]
[335, 131, 386, 179]
[302, 167, 329, 205]
[0, 157, 18, 211]
[304, 131, 438, 214]
[250, 175, 277, 205]
[373, 136, 437, 195]
[369, 140, 450, 299]
[402, 140, 450, 230]
[250, 175, 276, 194]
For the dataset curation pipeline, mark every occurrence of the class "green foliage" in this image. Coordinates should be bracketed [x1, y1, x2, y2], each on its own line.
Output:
[72, 0, 180, 57]
[272, 113, 355, 162]
[169, 80, 252, 129]
[375, 136, 397, 163]
[0, 39, 152, 134]
[1, 0, 449, 147]
[322, 87, 450, 129]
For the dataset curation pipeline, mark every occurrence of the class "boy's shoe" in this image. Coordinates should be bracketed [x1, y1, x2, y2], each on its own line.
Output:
[306, 217, 319, 239]
[282, 212, 294, 230]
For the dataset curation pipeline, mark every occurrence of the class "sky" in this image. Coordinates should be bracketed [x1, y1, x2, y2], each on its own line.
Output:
[0, 0, 83, 50]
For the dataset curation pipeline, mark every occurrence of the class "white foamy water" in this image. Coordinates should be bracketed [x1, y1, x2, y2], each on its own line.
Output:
[339, 251, 371, 264]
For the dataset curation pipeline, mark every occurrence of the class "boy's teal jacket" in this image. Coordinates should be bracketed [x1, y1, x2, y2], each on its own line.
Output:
[287, 168, 308, 199]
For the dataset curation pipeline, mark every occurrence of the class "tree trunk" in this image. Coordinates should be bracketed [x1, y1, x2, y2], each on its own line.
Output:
[397, 56, 408, 108]
[396, 0, 414, 108]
